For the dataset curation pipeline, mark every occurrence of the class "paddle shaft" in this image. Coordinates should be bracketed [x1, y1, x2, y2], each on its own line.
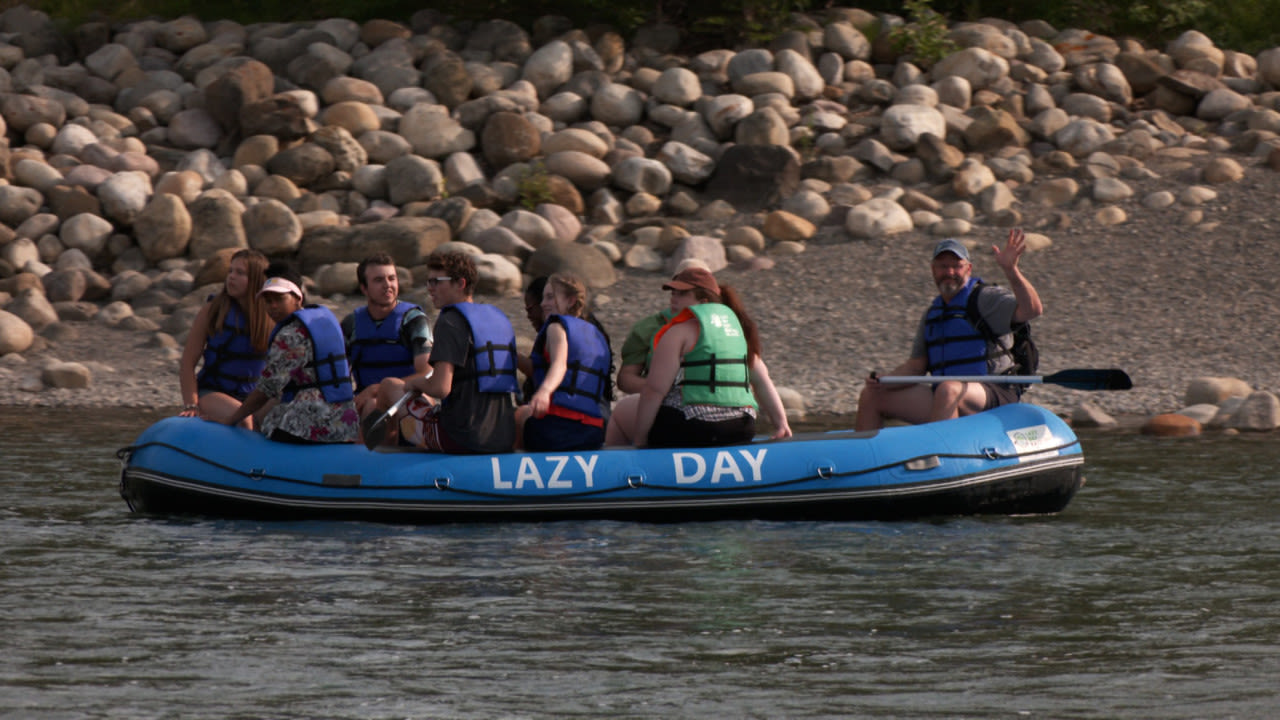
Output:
[362, 370, 434, 449]
[877, 368, 1132, 391]
[880, 375, 1044, 385]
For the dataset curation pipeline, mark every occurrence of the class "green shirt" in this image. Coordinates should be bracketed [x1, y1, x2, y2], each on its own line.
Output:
[619, 309, 676, 369]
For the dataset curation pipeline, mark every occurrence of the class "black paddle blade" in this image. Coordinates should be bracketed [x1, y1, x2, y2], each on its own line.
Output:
[361, 413, 390, 450]
[1045, 368, 1133, 391]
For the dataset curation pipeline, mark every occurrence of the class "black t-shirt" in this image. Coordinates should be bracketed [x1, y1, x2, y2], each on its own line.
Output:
[431, 308, 515, 453]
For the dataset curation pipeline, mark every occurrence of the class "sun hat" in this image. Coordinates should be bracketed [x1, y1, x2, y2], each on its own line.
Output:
[932, 238, 970, 261]
[258, 276, 304, 299]
[662, 267, 720, 296]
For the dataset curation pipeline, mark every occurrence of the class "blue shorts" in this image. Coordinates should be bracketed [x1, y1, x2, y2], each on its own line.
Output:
[523, 414, 605, 452]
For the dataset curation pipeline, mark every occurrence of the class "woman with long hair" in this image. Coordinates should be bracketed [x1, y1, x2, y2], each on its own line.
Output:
[178, 249, 271, 427]
[607, 267, 791, 447]
[515, 273, 615, 451]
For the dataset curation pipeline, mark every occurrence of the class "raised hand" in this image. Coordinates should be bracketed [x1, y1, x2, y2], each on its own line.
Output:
[992, 227, 1026, 273]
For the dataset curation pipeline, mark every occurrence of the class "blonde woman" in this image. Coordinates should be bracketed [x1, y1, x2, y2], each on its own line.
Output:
[515, 273, 615, 451]
[178, 249, 271, 427]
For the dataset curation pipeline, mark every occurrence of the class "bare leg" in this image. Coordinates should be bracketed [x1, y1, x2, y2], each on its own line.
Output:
[199, 392, 252, 429]
[928, 381, 989, 422]
[855, 383, 936, 431]
[354, 385, 380, 417]
[513, 405, 532, 450]
[375, 378, 408, 415]
[605, 394, 641, 446]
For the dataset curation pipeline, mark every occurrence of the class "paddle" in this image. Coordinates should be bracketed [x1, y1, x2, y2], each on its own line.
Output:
[361, 391, 413, 449]
[878, 368, 1133, 391]
[361, 369, 436, 449]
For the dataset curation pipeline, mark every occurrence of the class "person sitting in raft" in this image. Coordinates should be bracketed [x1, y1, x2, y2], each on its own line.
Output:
[394, 251, 518, 454]
[341, 253, 433, 419]
[178, 248, 271, 427]
[854, 230, 1043, 431]
[518, 276, 548, 403]
[514, 273, 615, 451]
[222, 264, 360, 444]
[607, 267, 792, 448]
[614, 290, 676, 397]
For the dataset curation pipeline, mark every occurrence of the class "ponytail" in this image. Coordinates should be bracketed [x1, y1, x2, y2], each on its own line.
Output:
[717, 284, 762, 363]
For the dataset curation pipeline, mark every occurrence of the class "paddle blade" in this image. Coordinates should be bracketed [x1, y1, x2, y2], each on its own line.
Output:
[362, 415, 391, 450]
[361, 391, 414, 450]
[1044, 368, 1132, 391]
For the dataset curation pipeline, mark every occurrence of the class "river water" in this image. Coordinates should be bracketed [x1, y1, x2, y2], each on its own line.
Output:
[1, 408, 1276, 719]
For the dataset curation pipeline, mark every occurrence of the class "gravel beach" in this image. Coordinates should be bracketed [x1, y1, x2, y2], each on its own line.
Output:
[5, 140, 1278, 421]
[3, 8, 1280, 425]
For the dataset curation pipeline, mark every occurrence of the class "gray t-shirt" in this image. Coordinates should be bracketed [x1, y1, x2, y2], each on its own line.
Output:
[910, 282, 1017, 375]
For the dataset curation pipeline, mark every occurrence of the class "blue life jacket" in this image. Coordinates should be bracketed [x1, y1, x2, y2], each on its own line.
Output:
[270, 306, 355, 403]
[444, 302, 519, 394]
[531, 315, 611, 420]
[349, 301, 418, 390]
[924, 277, 993, 377]
[196, 301, 266, 399]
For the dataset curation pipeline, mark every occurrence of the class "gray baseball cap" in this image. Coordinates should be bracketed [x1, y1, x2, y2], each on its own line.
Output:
[932, 238, 970, 261]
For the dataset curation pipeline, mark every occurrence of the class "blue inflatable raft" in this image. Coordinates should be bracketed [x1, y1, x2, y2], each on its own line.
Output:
[117, 403, 1084, 523]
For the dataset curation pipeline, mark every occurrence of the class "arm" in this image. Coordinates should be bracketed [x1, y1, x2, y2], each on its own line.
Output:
[993, 227, 1043, 324]
[407, 361, 453, 400]
[400, 310, 435, 382]
[632, 322, 693, 447]
[748, 356, 792, 440]
[528, 323, 568, 418]
[177, 303, 212, 415]
[616, 363, 646, 395]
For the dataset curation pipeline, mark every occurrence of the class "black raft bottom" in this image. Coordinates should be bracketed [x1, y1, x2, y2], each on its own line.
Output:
[121, 464, 1085, 524]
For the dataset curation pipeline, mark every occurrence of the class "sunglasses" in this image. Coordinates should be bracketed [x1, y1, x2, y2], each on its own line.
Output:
[426, 276, 453, 287]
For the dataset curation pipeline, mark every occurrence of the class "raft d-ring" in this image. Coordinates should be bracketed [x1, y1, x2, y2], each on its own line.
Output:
[982, 447, 1000, 460]
[434, 477, 451, 490]
[626, 474, 644, 488]
[817, 466, 835, 479]
[250, 468, 265, 481]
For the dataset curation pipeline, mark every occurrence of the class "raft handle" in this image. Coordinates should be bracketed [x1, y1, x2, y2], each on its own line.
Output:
[816, 466, 835, 479]
[626, 475, 644, 488]
[434, 477, 451, 490]
[903, 456, 941, 471]
[982, 447, 1000, 459]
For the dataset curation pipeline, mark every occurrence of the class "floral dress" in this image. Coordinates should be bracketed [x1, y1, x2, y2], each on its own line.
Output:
[257, 322, 359, 443]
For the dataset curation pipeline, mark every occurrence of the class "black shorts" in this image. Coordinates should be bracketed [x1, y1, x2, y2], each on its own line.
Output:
[982, 382, 1022, 410]
[646, 405, 756, 448]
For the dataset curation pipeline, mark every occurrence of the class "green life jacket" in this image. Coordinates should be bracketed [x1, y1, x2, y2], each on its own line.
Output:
[657, 303, 756, 409]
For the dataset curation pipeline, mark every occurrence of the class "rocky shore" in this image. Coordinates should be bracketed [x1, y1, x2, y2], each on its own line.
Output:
[1, 5, 1279, 433]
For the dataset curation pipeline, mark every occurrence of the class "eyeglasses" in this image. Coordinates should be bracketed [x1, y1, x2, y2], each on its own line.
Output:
[426, 276, 453, 287]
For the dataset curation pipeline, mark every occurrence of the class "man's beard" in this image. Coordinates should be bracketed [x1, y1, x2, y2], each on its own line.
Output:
[937, 277, 965, 298]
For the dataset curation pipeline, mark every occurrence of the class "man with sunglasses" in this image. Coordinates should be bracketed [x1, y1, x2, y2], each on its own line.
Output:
[391, 251, 518, 453]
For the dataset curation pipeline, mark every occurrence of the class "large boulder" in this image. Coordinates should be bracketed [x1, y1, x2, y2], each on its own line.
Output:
[134, 193, 192, 261]
[297, 217, 450, 272]
[704, 145, 800, 210]
[187, 190, 247, 258]
[202, 58, 275, 135]
[481, 111, 541, 170]
[0, 309, 35, 355]
[524, 240, 617, 288]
